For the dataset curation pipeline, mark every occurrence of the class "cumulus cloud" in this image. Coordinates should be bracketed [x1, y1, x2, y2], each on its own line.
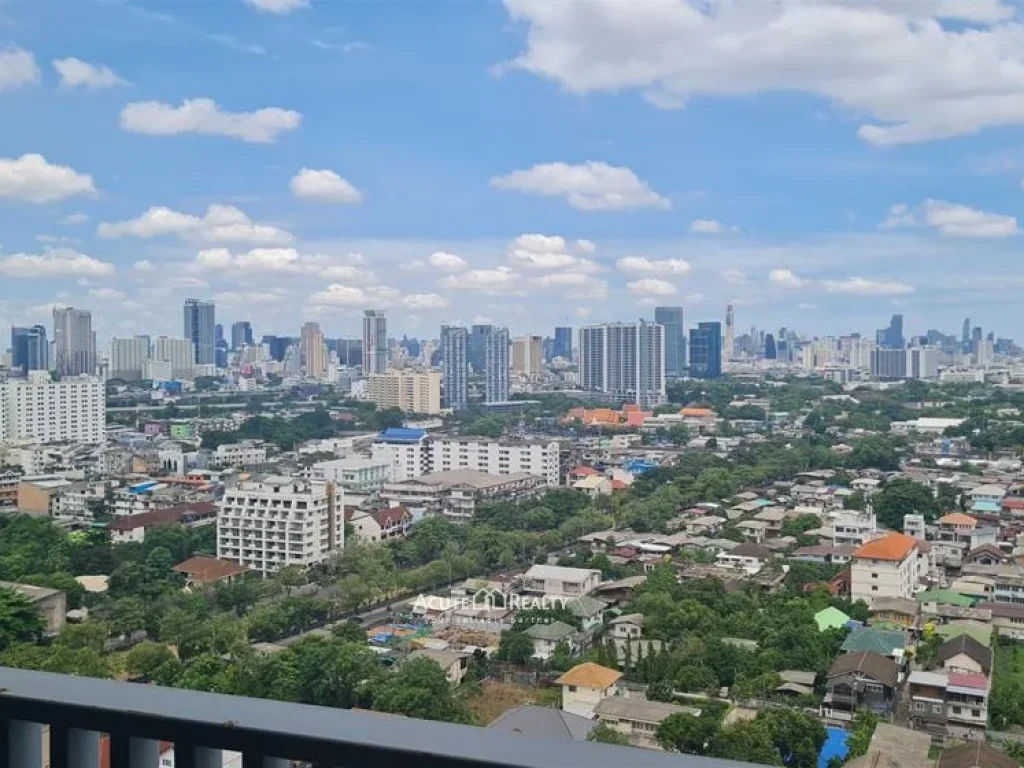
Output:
[491, 161, 670, 211]
[616, 256, 691, 276]
[289, 168, 362, 204]
[768, 269, 807, 288]
[214, 290, 286, 305]
[309, 283, 399, 307]
[319, 264, 377, 282]
[722, 268, 748, 284]
[538, 272, 609, 299]
[0, 48, 40, 92]
[192, 247, 307, 273]
[0, 154, 96, 203]
[822, 277, 915, 295]
[246, 0, 309, 13]
[922, 199, 1018, 238]
[98, 204, 292, 245]
[428, 251, 468, 272]
[689, 218, 725, 234]
[60, 213, 91, 226]
[507, 233, 581, 270]
[403, 292, 451, 309]
[88, 287, 126, 300]
[502, 0, 1024, 145]
[120, 98, 301, 143]
[627, 277, 677, 297]
[880, 203, 918, 230]
[441, 266, 520, 294]
[133, 260, 155, 272]
[0, 248, 114, 278]
[575, 239, 597, 253]
[53, 57, 129, 89]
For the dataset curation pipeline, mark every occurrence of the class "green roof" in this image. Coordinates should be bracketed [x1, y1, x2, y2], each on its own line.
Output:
[814, 606, 851, 632]
[841, 627, 906, 656]
[935, 621, 993, 647]
[525, 621, 576, 642]
[916, 589, 975, 608]
[566, 596, 607, 618]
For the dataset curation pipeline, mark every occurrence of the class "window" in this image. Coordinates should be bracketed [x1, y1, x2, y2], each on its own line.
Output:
[932, 704, 943, 714]
[568, 685, 577, 693]
[915, 701, 925, 711]
[871, 586, 878, 592]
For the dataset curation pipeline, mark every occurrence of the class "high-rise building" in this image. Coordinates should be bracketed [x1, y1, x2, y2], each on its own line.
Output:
[109, 336, 151, 381]
[0, 370, 104, 444]
[261, 335, 291, 362]
[215, 323, 224, 344]
[468, 324, 493, 374]
[512, 336, 543, 376]
[217, 477, 343, 576]
[876, 314, 905, 349]
[53, 307, 96, 376]
[654, 307, 685, 379]
[337, 338, 363, 368]
[485, 327, 510, 403]
[153, 337, 195, 380]
[871, 348, 907, 380]
[362, 310, 388, 376]
[10, 326, 48, 374]
[231, 321, 254, 349]
[764, 333, 777, 360]
[962, 318, 971, 354]
[689, 322, 722, 379]
[364, 369, 442, 414]
[183, 299, 216, 365]
[553, 326, 573, 361]
[907, 346, 939, 380]
[300, 322, 328, 380]
[578, 321, 665, 407]
[440, 325, 468, 410]
[724, 304, 735, 361]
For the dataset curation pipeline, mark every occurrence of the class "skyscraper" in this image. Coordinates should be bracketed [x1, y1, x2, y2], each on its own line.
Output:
[962, 318, 971, 354]
[689, 322, 722, 379]
[876, 313, 905, 349]
[337, 338, 363, 368]
[512, 336, 543, 376]
[10, 326, 48, 374]
[440, 325, 468, 410]
[183, 299, 216, 365]
[362, 310, 387, 376]
[724, 304, 735, 361]
[654, 306, 685, 379]
[764, 333, 777, 360]
[468, 324, 493, 374]
[578, 321, 665, 407]
[110, 336, 151, 381]
[53, 307, 96, 376]
[553, 326, 573, 361]
[215, 323, 224, 344]
[300, 322, 327, 379]
[484, 327, 510, 403]
[231, 321, 254, 349]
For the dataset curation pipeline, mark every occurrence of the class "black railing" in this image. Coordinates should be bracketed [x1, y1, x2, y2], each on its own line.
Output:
[0, 667, 757, 768]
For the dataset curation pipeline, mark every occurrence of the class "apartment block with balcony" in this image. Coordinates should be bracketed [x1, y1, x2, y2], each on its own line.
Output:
[850, 532, 920, 603]
[521, 564, 601, 598]
[217, 476, 343, 576]
[428, 437, 560, 487]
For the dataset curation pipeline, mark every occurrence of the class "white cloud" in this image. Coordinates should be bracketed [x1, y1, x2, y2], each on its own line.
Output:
[768, 269, 807, 288]
[319, 264, 377, 282]
[403, 292, 451, 310]
[98, 204, 292, 245]
[0, 48, 40, 92]
[0, 154, 96, 203]
[575, 238, 597, 253]
[309, 283, 399, 307]
[822, 277, 915, 295]
[508, 233, 581, 270]
[60, 213, 91, 226]
[880, 203, 918, 230]
[922, 199, 1018, 238]
[627, 277, 677, 297]
[53, 57, 129, 89]
[684, 292, 704, 303]
[722, 268, 748, 284]
[538, 272, 609, 299]
[689, 218, 724, 234]
[120, 98, 301, 143]
[441, 266, 520, 294]
[575, 307, 592, 318]
[0, 248, 114, 278]
[133, 259, 155, 272]
[428, 251, 468, 272]
[214, 290, 286, 305]
[491, 161, 670, 211]
[616, 256, 691, 276]
[88, 287, 126, 300]
[503, 0, 1024, 145]
[290, 168, 363, 204]
[246, 0, 309, 13]
[400, 260, 427, 272]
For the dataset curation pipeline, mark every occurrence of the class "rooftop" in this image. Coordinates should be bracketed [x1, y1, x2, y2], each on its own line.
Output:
[939, 512, 978, 527]
[593, 698, 699, 724]
[852, 532, 918, 562]
[555, 662, 622, 690]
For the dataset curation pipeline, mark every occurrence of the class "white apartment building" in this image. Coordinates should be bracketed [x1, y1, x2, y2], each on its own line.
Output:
[310, 456, 393, 492]
[0, 372, 105, 444]
[830, 510, 878, 547]
[214, 441, 268, 467]
[153, 337, 195, 380]
[371, 428, 431, 482]
[579, 321, 665, 408]
[364, 370, 441, 414]
[109, 336, 151, 382]
[522, 564, 601, 598]
[217, 476, 344, 575]
[850, 532, 921, 603]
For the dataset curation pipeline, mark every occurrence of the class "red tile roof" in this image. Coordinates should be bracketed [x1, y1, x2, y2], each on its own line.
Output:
[949, 671, 989, 690]
[939, 512, 978, 527]
[107, 502, 216, 531]
[1002, 497, 1024, 510]
[172, 555, 248, 583]
[372, 506, 411, 528]
[568, 466, 600, 477]
[853, 532, 918, 562]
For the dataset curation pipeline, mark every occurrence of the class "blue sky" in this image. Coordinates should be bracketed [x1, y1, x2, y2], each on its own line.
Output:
[3, 0, 1024, 346]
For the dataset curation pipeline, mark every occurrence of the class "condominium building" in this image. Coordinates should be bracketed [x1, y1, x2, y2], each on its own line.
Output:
[364, 369, 441, 414]
[484, 327, 510, 403]
[689, 322, 722, 380]
[579, 321, 665, 407]
[871, 348, 907, 381]
[216, 476, 344, 576]
[153, 337, 195, 380]
[309, 457, 393, 492]
[654, 307, 684, 379]
[10, 326, 48, 375]
[53, 307, 96, 376]
[553, 326, 573, 361]
[362, 309, 387, 376]
[441, 325, 468, 410]
[851, 532, 921, 603]
[109, 336, 151, 382]
[512, 336, 543, 376]
[231, 321, 253, 350]
[183, 298, 216, 366]
[0, 371, 105, 444]
[213, 441, 268, 467]
[429, 437, 560, 486]
[371, 427, 431, 482]
[300, 322, 328, 380]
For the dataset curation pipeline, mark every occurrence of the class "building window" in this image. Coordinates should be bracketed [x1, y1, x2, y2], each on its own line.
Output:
[915, 702, 925, 711]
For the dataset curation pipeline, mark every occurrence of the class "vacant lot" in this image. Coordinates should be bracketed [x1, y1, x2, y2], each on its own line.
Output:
[466, 680, 558, 725]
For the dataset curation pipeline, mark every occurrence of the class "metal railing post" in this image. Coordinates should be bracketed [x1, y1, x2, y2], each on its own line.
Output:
[7, 721, 42, 768]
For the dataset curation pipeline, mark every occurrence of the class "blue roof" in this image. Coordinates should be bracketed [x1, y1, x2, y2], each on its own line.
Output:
[128, 481, 159, 494]
[972, 500, 1001, 513]
[376, 427, 426, 443]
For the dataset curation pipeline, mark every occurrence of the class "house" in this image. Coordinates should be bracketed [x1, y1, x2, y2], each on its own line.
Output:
[0, 581, 66, 636]
[572, 475, 613, 497]
[823, 651, 899, 722]
[752, 507, 787, 532]
[525, 621, 576, 660]
[967, 484, 1006, 505]
[814, 606, 851, 632]
[868, 596, 919, 629]
[790, 545, 855, 565]
[964, 544, 1011, 567]
[171, 556, 249, 588]
[345, 506, 413, 543]
[840, 627, 906, 661]
[850, 532, 920, 603]
[609, 614, 644, 640]
[845, 724, 930, 768]
[715, 542, 772, 574]
[107, 501, 217, 544]
[907, 669, 951, 743]
[936, 635, 992, 676]
[566, 595, 606, 633]
[406, 648, 468, 686]
[521, 565, 601, 598]
[593, 698, 700, 750]
[735, 519, 770, 543]
[936, 742, 1017, 768]
[775, 670, 817, 697]
[944, 672, 991, 742]
[976, 601, 1024, 640]
[487, 706, 596, 742]
[592, 575, 646, 605]
[556, 662, 622, 718]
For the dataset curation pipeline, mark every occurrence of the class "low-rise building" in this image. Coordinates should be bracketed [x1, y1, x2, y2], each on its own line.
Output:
[823, 651, 899, 723]
[0, 581, 66, 636]
[310, 457, 392, 493]
[521, 565, 601, 598]
[107, 501, 217, 544]
[525, 620, 576, 660]
[593, 698, 700, 750]
[406, 648, 467, 686]
[850, 532, 920, 603]
[345, 506, 413, 543]
[213, 441, 267, 468]
[379, 470, 543, 522]
[171, 556, 250, 588]
[555, 662, 622, 718]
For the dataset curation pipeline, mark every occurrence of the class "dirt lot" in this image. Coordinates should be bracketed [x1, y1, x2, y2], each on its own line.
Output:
[467, 680, 558, 725]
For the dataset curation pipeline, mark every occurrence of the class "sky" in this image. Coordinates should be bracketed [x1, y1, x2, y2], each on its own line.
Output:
[3, 0, 1024, 346]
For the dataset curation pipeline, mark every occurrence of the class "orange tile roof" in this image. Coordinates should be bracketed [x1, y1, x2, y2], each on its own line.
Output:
[555, 662, 622, 690]
[853, 533, 919, 562]
[939, 513, 978, 527]
[680, 407, 716, 417]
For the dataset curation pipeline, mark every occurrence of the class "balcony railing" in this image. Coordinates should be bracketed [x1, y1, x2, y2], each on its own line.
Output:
[0, 666, 756, 768]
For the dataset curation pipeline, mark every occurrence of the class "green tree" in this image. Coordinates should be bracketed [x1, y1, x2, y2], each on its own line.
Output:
[0, 587, 43, 650]
[587, 723, 631, 746]
[497, 631, 535, 664]
[657, 712, 718, 754]
[709, 720, 781, 765]
[846, 712, 879, 758]
[873, 478, 938, 530]
[372, 657, 469, 723]
[759, 709, 826, 768]
[125, 642, 177, 679]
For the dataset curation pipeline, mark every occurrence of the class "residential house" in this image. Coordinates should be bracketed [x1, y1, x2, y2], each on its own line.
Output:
[593, 698, 700, 750]
[964, 544, 1011, 567]
[556, 662, 622, 718]
[814, 606, 851, 633]
[907, 669, 951, 744]
[775, 670, 817, 697]
[609, 614, 644, 640]
[945, 671, 991, 742]
[715, 542, 772, 574]
[406, 648, 468, 686]
[171, 556, 249, 588]
[850, 533, 920, 603]
[790, 545, 855, 565]
[345, 506, 413, 543]
[868, 596, 919, 629]
[521, 565, 601, 598]
[823, 651, 899, 723]
[976, 602, 1024, 640]
[525, 621, 576, 660]
[107, 501, 217, 544]
[566, 595, 606, 633]
[572, 474, 613, 497]
[735, 519, 769, 543]
[846, 724, 930, 768]
[967, 484, 1006, 506]
[592, 575, 646, 606]
[936, 635, 992, 677]
[752, 506, 787, 532]
[487, 706, 596, 742]
[840, 627, 906, 662]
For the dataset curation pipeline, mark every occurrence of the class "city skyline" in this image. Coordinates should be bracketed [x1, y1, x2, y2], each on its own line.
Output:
[5, 2, 1024, 341]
